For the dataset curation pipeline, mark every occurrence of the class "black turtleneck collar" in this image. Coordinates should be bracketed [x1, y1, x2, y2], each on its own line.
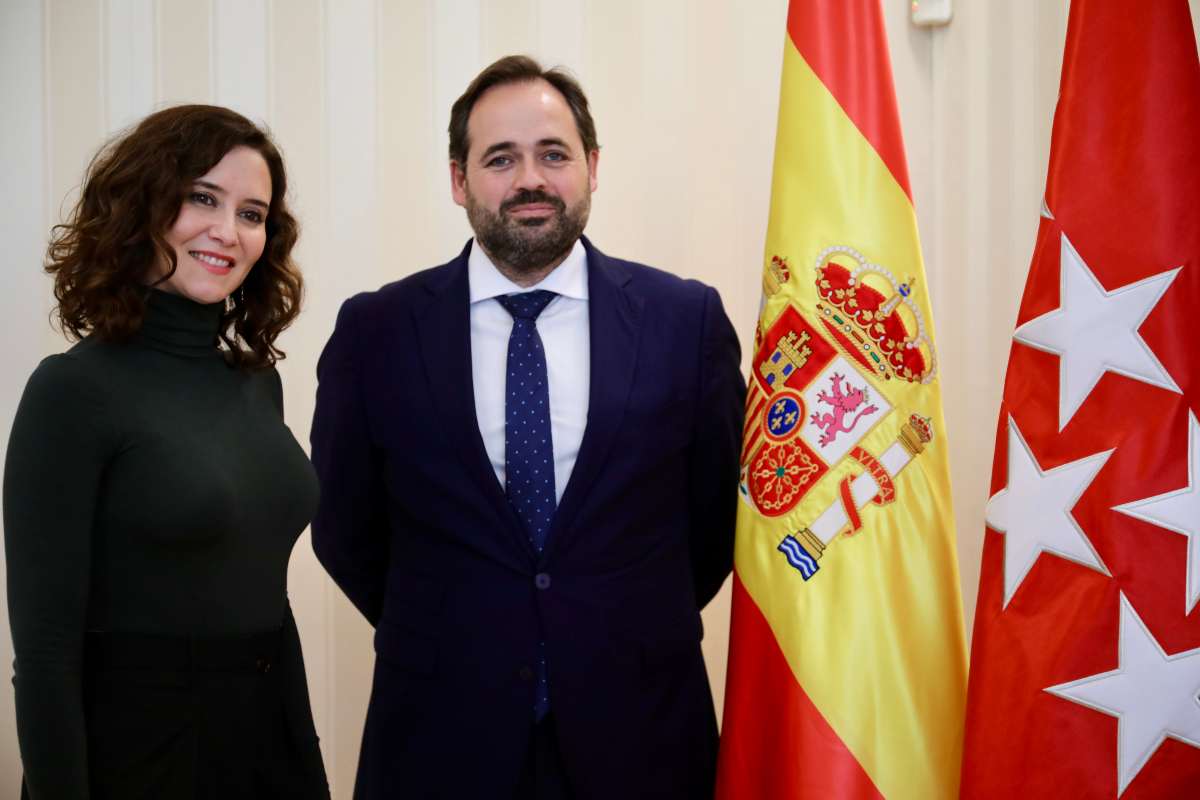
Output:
[136, 289, 224, 358]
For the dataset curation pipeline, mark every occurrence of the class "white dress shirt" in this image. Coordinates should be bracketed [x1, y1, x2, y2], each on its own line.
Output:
[469, 239, 590, 503]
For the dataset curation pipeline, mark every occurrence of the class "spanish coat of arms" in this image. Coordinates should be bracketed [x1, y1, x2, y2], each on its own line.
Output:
[742, 248, 936, 580]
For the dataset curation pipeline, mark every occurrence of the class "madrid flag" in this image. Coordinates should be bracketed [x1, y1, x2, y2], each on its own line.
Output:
[960, 1, 1200, 798]
[715, 2, 967, 798]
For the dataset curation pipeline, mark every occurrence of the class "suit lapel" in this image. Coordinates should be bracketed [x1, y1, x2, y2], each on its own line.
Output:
[546, 238, 643, 559]
[413, 242, 533, 561]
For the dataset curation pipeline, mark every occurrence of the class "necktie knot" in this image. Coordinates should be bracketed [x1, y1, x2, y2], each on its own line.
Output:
[497, 290, 556, 321]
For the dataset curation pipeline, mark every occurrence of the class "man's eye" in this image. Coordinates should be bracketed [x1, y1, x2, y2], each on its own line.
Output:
[485, 156, 512, 168]
[190, 191, 216, 206]
[543, 151, 567, 162]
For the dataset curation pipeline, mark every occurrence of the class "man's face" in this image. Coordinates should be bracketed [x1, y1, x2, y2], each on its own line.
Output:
[451, 79, 599, 277]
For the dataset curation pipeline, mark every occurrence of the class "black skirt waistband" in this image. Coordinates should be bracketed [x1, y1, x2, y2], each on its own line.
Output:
[84, 628, 282, 674]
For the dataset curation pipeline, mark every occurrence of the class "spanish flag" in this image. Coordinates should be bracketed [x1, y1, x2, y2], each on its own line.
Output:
[715, 2, 967, 798]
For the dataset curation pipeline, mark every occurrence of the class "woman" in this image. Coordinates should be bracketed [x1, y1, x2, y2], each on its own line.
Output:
[4, 105, 329, 799]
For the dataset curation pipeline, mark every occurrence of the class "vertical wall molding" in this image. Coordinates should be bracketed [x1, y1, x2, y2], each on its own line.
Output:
[266, 0, 329, 791]
[481, 0, 536, 62]
[323, 1, 380, 792]
[431, 0, 482, 249]
[213, 0, 269, 122]
[156, 0, 213, 105]
[537, 0, 586, 79]
[41, 0, 51, 234]
[0, 0, 49, 789]
[104, 0, 156, 132]
[46, 0, 105, 224]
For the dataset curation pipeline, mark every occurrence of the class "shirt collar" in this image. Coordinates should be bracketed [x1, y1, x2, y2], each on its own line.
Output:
[468, 238, 589, 304]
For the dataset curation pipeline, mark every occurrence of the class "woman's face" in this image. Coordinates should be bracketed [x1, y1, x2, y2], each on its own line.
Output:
[152, 145, 272, 305]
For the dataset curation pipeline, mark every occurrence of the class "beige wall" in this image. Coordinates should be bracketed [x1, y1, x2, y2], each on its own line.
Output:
[2, 0, 1198, 795]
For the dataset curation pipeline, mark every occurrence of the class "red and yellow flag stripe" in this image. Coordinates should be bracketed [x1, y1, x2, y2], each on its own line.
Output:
[717, 3, 967, 798]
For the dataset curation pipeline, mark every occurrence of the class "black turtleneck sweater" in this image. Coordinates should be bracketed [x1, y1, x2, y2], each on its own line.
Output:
[4, 290, 323, 798]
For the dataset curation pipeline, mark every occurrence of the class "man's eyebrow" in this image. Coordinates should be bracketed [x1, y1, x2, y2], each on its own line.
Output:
[479, 142, 515, 161]
[194, 179, 269, 209]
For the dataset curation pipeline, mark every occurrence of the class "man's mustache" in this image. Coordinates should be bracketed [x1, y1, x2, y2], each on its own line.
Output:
[500, 191, 565, 214]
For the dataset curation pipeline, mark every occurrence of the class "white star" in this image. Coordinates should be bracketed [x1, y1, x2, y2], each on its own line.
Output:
[1013, 232, 1180, 431]
[1046, 593, 1200, 796]
[1114, 410, 1200, 614]
[985, 418, 1112, 608]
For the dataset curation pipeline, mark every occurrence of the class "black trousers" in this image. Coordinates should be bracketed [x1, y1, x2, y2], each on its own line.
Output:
[20, 630, 328, 800]
[514, 713, 574, 800]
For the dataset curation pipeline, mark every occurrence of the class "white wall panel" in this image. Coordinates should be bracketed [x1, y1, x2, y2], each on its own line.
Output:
[957, 0, 1001, 633]
[481, 0, 536, 62]
[156, 0, 211, 104]
[213, 0, 269, 122]
[638, 0, 689, 261]
[431, 0, 482, 147]
[105, 0, 156, 132]
[0, 0, 49, 792]
[379, 2, 450, 278]
[268, 0, 331, 786]
[431, 0, 482, 250]
[324, 0, 380, 793]
[536, 0, 586, 78]
[580, 0, 641, 258]
[47, 0, 105, 223]
[325, 0, 380, 290]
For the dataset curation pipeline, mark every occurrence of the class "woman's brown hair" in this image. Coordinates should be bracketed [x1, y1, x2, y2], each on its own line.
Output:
[46, 104, 302, 368]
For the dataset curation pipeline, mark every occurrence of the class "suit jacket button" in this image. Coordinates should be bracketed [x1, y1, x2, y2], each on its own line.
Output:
[534, 573, 551, 590]
[519, 666, 534, 681]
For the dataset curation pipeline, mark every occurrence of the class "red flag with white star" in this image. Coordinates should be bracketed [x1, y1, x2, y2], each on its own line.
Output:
[960, 2, 1200, 797]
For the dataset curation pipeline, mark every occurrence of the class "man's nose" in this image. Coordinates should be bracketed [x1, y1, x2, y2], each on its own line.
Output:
[513, 158, 547, 190]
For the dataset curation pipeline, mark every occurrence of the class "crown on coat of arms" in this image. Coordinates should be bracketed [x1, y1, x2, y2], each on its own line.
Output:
[763, 255, 791, 297]
[813, 246, 937, 384]
[899, 413, 934, 456]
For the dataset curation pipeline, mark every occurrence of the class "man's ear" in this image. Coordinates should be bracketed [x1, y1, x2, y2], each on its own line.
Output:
[450, 160, 468, 208]
[587, 149, 599, 193]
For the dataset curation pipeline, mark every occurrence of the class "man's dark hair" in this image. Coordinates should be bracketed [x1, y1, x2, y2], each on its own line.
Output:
[448, 55, 599, 165]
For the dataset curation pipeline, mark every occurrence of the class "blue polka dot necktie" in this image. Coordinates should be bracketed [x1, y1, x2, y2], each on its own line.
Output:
[496, 289, 557, 720]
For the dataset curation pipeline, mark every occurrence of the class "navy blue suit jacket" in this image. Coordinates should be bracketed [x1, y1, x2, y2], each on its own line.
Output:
[311, 238, 745, 799]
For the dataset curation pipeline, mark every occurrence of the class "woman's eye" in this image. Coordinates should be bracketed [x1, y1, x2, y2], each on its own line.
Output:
[190, 191, 216, 206]
[239, 209, 265, 224]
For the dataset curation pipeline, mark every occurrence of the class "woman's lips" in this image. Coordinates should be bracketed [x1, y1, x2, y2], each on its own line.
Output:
[190, 250, 235, 274]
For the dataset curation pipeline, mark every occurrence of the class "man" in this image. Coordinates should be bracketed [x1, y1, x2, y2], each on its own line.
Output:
[311, 55, 745, 799]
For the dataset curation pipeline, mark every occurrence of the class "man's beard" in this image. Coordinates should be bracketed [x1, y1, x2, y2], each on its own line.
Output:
[465, 188, 590, 276]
